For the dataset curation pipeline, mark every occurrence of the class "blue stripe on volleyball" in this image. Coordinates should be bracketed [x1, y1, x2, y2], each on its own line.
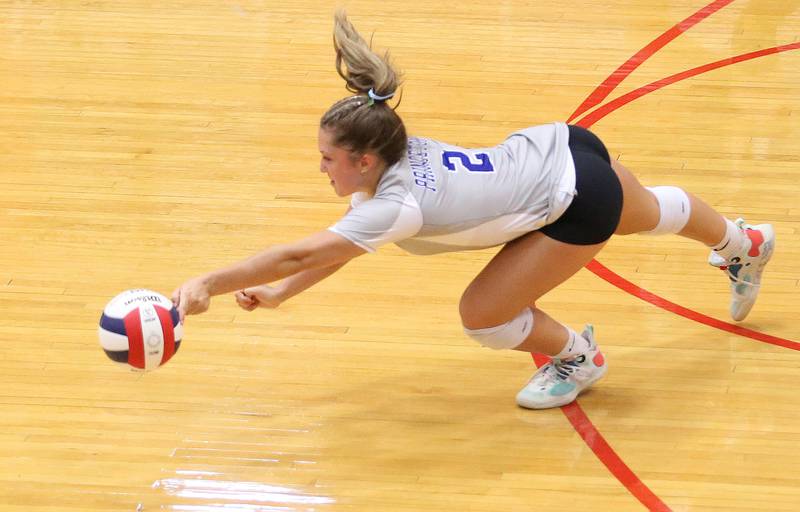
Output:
[99, 313, 126, 336]
[170, 307, 179, 327]
[103, 349, 129, 363]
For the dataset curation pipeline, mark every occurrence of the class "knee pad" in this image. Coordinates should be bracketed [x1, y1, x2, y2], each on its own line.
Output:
[644, 186, 691, 235]
[463, 307, 534, 350]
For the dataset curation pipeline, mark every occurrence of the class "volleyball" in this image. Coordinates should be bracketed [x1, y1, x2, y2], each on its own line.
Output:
[98, 289, 183, 371]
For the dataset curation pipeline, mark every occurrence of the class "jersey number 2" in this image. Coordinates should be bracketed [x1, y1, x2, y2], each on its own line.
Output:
[442, 151, 495, 173]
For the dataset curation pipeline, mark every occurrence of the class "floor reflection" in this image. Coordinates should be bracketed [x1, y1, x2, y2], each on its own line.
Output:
[154, 476, 335, 510]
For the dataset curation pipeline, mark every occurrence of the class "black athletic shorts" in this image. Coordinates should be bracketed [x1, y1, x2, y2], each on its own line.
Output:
[540, 125, 623, 245]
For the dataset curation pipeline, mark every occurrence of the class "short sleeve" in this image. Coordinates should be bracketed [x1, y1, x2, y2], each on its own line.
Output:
[329, 192, 423, 253]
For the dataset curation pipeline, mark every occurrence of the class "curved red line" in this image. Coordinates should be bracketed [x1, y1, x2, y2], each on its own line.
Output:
[543, 15, 800, 512]
[577, 42, 800, 349]
[577, 42, 800, 129]
[587, 261, 800, 350]
[566, 0, 734, 123]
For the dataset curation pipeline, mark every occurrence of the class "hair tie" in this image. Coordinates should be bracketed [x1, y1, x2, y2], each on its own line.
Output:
[367, 88, 395, 105]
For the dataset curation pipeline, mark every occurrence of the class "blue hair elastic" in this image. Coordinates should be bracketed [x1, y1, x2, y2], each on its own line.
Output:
[367, 88, 395, 104]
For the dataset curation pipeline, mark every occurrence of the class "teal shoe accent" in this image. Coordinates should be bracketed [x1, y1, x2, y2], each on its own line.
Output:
[550, 381, 576, 396]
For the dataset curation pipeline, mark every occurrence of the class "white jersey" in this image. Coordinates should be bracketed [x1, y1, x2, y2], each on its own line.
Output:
[329, 122, 576, 255]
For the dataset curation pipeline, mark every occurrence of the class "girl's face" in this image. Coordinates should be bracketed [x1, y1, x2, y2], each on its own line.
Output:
[318, 127, 375, 197]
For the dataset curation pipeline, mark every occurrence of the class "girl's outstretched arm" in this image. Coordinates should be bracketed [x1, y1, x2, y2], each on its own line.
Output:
[172, 230, 365, 320]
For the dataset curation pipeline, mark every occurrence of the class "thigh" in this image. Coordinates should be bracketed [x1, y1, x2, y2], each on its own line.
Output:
[610, 159, 661, 235]
[459, 231, 606, 329]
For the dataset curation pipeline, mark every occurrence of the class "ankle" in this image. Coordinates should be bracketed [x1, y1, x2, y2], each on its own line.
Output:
[712, 218, 746, 260]
[552, 327, 592, 359]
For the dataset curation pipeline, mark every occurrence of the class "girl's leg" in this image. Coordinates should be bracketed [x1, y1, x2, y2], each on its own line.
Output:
[459, 230, 605, 355]
[459, 231, 609, 410]
[464, 148, 773, 410]
[610, 159, 775, 321]
[610, 159, 727, 244]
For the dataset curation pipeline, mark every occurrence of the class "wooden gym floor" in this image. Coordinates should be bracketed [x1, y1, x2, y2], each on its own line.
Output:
[1, 1, 799, 510]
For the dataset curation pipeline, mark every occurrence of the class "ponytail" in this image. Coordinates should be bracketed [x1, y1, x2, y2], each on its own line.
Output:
[320, 10, 407, 168]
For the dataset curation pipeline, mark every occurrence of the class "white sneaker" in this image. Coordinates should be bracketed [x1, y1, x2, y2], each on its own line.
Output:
[709, 218, 775, 321]
[516, 325, 607, 410]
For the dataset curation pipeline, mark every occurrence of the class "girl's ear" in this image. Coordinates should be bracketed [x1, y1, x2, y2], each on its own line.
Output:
[359, 152, 380, 172]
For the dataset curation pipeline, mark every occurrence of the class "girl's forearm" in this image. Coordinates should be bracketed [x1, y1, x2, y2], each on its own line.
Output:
[192, 231, 363, 301]
[274, 262, 348, 301]
[203, 244, 308, 297]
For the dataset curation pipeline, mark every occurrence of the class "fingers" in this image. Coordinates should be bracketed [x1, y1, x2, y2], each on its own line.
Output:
[236, 290, 254, 305]
[235, 290, 258, 311]
[175, 288, 187, 323]
[171, 287, 186, 323]
[172, 279, 212, 322]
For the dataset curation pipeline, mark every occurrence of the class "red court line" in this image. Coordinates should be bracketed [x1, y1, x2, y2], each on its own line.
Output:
[587, 261, 800, 350]
[532, 354, 671, 511]
[577, 41, 800, 349]
[540, 12, 800, 512]
[577, 41, 800, 128]
[566, 0, 733, 123]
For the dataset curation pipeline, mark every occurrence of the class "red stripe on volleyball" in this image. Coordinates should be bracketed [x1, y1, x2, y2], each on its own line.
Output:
[123, 308, 145, 369]
[154, 305, 176, 365]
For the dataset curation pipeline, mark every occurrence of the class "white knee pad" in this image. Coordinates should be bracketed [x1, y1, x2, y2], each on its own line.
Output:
[463, 307, 534, 350]
[644, 186, 691, 235]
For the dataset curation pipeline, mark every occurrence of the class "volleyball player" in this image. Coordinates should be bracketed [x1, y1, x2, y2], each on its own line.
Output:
[173, 11, 774, 409]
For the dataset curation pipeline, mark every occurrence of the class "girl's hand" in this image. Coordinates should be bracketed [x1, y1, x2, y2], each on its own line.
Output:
[235, 285, 284, 311]
[172, 277, 212, 322]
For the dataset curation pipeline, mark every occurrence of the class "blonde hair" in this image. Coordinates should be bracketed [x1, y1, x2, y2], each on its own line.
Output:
[320, 10, 407, 167]
[333, 10, 400, 97]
